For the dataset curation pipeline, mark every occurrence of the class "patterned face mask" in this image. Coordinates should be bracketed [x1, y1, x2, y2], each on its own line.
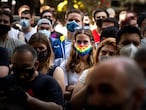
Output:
[75, 44, 92, 56]
[37, 50, 49, 63]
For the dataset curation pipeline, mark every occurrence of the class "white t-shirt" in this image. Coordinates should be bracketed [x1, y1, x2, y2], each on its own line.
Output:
[60, 60, 80, 86]
[8, 28, 19, 39]
[0, 37, 25, 58]
[8, 28, 25, 42]
[24, 27, 36, 42]
[78, 69, 89, 84]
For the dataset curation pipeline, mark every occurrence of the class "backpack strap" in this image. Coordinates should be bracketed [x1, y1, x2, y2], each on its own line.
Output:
[47, 65, 57, 76]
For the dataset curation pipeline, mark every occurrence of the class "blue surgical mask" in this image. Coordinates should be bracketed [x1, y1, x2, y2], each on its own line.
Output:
[38, 30, 51, 38]
[66, 21, 79, 32]
[20, 19, 30, 28]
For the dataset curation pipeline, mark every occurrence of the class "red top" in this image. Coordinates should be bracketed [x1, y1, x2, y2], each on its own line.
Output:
[92, 29, 100, 43]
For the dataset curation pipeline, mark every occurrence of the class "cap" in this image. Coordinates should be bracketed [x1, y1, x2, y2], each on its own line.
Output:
[0, 47, 9, 67]
[37, 18, 51, 26]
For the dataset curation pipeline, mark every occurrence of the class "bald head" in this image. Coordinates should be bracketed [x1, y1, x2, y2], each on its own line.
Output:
[85, 57, 145, 110]
[87, 57, 144, 89]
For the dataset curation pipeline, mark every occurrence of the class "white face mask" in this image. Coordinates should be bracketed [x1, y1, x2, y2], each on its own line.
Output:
[38, 30, 51, 38]
[120, 43, 138, 58]
[98, 55, 111, 62]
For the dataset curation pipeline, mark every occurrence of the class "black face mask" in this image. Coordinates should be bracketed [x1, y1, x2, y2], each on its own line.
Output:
[37, 50, 49, 63]
[0, 24, 10, 36]
[84, 23, 90, 26]
[12, 67, 35, 82]
[96, 19, 103, 28]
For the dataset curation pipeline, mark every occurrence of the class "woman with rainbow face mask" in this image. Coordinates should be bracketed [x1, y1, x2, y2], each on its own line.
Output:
[71, 38, 118, 98]
[60, 27, 96, 101]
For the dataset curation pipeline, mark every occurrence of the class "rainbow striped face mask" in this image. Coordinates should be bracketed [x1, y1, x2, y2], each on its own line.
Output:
[75, 44, 92, 56]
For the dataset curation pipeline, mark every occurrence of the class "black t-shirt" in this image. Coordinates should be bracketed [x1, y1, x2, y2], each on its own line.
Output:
[0, 75, 14, 90]
[14, 73, 64, 106]
[0, 75, 30, 110]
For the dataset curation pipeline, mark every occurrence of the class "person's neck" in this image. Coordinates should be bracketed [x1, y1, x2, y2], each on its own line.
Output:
[67, 31, 73, 41]
[29, 71, 39, 81]
[96, 27, 101, 34]
[79, 54, 89, 62]
[22, 27, 32, 33]
[78, 57, 89, 73]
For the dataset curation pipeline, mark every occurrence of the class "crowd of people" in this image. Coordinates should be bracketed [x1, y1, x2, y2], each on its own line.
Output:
[0, 2, 146, 110]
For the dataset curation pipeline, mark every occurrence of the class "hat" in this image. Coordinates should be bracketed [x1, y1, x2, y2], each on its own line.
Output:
[0, 47, 9, 67]
[37, 18, 51, 26]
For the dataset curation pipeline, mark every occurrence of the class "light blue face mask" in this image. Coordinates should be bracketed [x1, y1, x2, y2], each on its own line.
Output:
[66, 21, 79, 32]
[38, 30, 51, 38]
[20, 19, 30, 28]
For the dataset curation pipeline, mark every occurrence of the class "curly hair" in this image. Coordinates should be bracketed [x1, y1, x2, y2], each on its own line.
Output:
[28, 32, 54, 72]
[95, 38, 118, 64]
[65, 27, 96, 73]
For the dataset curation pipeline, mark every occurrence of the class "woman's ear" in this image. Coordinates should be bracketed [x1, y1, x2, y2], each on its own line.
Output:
[73, 40, 76, 46]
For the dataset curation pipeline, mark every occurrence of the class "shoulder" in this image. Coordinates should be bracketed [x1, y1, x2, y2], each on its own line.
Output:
[60, 60, 67, 68]
[9, 27, 20, 33]
[9, 38, 25, 45]
[47, 65, 57, 76]
[53, 66, 64, 76]
[78, 69, 89, 84]
[54, 66, 63, 71]
[37, 73, 59, 85]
